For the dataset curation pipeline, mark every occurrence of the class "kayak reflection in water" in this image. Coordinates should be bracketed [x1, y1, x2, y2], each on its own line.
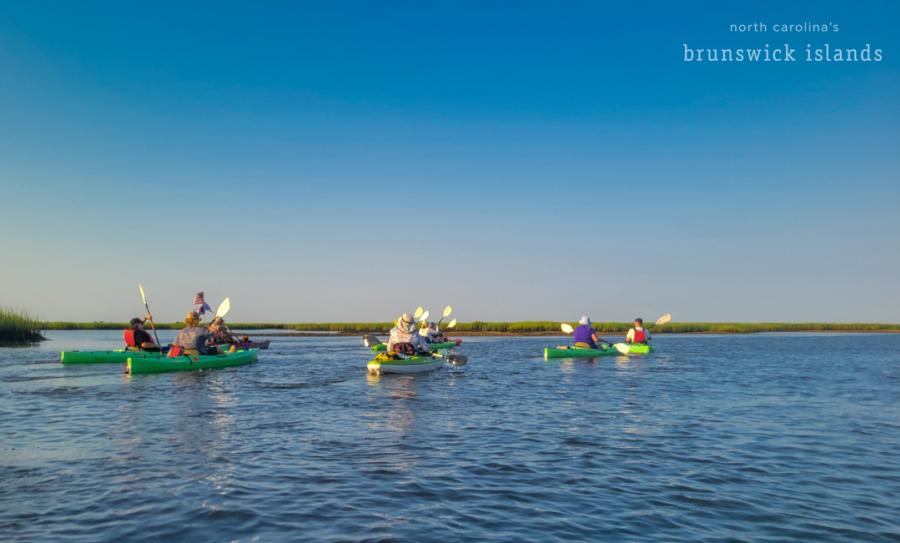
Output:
[573, 316, 608, 349]
[387, 313, 430, 355]
[173, 311, 218, 355]
[625, 318, 650, 344]
[123, 315, 161, 352]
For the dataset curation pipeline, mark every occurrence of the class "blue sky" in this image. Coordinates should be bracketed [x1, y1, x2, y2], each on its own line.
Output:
[1, 1, 898, 322]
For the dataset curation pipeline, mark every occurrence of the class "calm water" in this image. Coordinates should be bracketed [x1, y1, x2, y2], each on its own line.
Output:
[1, 332, 899, 542]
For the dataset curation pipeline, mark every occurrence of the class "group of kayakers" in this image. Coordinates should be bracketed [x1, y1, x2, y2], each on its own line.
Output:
[386, 313, 450, 354]
[124, 312, 244, 355]
[573, 316, 650, 349]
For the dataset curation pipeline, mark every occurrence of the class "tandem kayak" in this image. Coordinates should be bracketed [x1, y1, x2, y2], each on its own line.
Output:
[370, 340, 460, 352]
[61, 349, 164, 365]
[126, 349, 259, 375]
[543, 343, 654, 359]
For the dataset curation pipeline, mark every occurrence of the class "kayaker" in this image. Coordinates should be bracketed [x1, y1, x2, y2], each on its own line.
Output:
[419, 321, 441, 343]
[208, 317, 236, 346]
[124, 315, 161, 352]
[387, 313, 430, 355]
[173, 311, 217, 355]
[573, 316, 602, 349]
[625, 318, 650, 344]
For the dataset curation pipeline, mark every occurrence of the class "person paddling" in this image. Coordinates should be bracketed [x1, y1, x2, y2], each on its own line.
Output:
[419, 321, 443, 343]
[573, 316, 604, 349]
[208, 317, 235, 345]
[387, 313, 430, 355]
[625, 318, 650, 344]
[124, 315, 162, 352]
[172, 311, 217, 355]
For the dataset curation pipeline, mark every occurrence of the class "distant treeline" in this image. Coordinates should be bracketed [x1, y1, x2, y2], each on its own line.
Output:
[0, 307, 45, 343]
[39, 321, 900, 335]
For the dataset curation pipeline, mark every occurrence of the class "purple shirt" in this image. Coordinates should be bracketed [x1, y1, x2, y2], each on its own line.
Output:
[573, 324, 597, 348]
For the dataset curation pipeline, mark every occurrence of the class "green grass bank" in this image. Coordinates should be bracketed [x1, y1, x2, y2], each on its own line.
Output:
[0, 307, 45, 343]
[40, 321, 900, 335]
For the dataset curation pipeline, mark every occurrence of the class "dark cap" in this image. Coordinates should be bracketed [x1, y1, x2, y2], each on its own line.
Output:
[129, 317, 143, 327]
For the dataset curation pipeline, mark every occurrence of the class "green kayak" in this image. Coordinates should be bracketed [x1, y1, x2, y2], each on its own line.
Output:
[127, 349, 259, 375]
[370, 340, 459, 352]
[367, 353, 443, 374]
[61, 349, 163, 365]
[543, 342, 654, 359]
[614, 342, 653, 355]
[544, 345, 619, 359]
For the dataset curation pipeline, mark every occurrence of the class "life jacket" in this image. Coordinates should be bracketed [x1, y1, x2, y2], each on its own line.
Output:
[632, 328, 647, 343]
[168, 345, 184, 358]
[391, 343, 417, 355]
[123, 329, 137, 348]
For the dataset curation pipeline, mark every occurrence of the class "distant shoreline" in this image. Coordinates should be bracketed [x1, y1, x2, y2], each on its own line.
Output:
[39, 322, 900, 336]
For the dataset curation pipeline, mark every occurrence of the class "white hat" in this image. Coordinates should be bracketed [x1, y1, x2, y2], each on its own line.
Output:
[579, 316, 591, 325]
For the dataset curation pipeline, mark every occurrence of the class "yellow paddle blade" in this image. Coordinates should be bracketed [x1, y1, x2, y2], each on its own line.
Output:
[138, 284, 147, 305]
[614, 342, 630, 355]
[414, 307, 424, 319]
[442, 305, 453, 317]
[447, 319, 457, 328]
[215, 297, 231, 319]
[655, 313, 672, 326]
[560, 323, 574, 334]
[419, 310, 430, 322]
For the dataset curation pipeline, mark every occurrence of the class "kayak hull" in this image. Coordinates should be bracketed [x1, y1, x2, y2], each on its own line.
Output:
[61, 350, 163, 365]
[127, 349, 259, 374]
[614, 343, 653, 355]
[544, 345, 619, 359]
[371, 340, 460, 352]
[367, 355, 443, 375]
[214, 340, 271, 350]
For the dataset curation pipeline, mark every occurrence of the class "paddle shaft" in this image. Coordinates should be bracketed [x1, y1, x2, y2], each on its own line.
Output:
[142, 302, 162, 347]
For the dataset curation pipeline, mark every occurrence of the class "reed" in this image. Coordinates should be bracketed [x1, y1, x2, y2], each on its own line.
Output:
[38, 321, 900, 334]
[0, 307, 45, 343]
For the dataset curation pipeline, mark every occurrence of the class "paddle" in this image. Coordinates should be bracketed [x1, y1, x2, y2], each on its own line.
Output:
[432, 351, 468, 367]
[446, 319, 457, 329]
[363, 334, 381, 348]
[414, 307, 424, 319]
[418, 310, 430, 323]
[137, 284, 162, 348]
[647, 313, 672, 329]
[436, 305, 453, 326]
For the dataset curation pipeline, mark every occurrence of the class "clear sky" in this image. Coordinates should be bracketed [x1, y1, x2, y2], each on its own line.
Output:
[1, 1, 898, 322]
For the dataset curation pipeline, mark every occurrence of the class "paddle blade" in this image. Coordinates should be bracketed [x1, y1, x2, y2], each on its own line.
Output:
[614, 342, 630, 355]
[419, 310, 430, 322]
[138, 284, 147, 305]
[414, 307, 424, 319]
[655, 313, 672, 326]
[447, 319, 457, 329]
[445, 353, 468, 367]
[442, 305, 453, 318]
[215, 297, 231, 320]
[362, 334, 381, 348]
[560, 323, 574, 334]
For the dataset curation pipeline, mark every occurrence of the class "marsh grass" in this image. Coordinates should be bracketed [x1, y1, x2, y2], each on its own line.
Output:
[0, 307, 45, 343]
[39, 321, 900, 334]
